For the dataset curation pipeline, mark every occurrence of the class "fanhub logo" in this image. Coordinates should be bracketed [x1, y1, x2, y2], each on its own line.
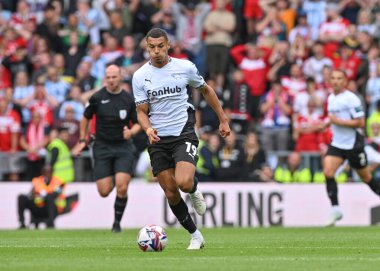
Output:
[147, 86, 181, 97]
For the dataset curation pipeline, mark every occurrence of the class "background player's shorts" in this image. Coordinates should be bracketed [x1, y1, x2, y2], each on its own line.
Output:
[148, 132, 199, 176]
[326, 145, 368, 169]
[92, 140, 137, 180]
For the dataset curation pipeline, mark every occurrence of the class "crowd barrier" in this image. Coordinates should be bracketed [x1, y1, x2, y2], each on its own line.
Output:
[1, 181, 380, 229]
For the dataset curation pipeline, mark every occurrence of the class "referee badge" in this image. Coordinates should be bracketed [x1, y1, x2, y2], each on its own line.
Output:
[119, 110, 127, 120]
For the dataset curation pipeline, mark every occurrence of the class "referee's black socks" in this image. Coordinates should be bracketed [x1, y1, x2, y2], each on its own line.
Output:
[367, 178, 380, 196]
[326, 177, 339, 206]
[114, 196, 128, 224]
[169, 198, 197, 234]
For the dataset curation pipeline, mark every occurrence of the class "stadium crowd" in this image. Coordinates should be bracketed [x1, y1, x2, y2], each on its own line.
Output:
[2, 0, 380, 183]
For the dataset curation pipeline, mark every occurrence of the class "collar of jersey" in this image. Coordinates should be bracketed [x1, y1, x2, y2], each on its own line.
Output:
[149, 56, 172, 68]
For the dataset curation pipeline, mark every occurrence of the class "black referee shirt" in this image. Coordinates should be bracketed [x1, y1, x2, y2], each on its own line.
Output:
[84, 87, 138, 142]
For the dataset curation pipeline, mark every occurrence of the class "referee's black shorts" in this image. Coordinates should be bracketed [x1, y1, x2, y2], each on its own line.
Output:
[92, 140, 137, 180]
[326, 144, 368, 169]
[148, 132, 199, 176]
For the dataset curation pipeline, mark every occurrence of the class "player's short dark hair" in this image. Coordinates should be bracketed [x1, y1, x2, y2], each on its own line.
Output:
[146, 28, 169, 41]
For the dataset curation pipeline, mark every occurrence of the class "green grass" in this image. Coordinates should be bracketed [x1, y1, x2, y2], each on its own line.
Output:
[1, 227, 380, 271]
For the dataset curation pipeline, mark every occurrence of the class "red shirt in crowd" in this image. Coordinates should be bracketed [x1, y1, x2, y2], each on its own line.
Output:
[0, 109, 21, 151]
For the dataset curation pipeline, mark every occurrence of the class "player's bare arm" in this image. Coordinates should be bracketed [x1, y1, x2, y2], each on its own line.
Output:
[136, 103, 160, 144]
[199, 84, 231, 138]
[329, 114, 365, 128]
[72, 116, 90, 156]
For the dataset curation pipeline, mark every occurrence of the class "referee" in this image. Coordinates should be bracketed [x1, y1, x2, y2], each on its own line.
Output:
[73, 64, 140, 233]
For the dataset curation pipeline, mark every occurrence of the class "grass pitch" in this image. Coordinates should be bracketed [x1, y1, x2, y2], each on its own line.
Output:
[1, 227, 379, 271]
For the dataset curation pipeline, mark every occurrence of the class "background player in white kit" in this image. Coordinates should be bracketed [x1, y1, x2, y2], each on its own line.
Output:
[324, 69, 380, 226]
[133, 28, 230, 249]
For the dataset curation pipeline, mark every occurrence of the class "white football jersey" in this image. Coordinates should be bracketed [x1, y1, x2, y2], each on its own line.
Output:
[132, 57, 205, 136]
[327, 90, 365, 150]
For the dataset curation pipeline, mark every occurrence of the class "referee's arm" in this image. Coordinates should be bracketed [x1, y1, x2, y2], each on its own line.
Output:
[72, 116, 91, 156]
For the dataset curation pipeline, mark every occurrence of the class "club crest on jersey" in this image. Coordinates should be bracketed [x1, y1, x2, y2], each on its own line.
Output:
[119, 110, 127, 120]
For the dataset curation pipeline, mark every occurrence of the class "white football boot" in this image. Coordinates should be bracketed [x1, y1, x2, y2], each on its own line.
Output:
[326, 205, 343, 227]
[187, 231, 205, 250]
[189, 189, 206, 216]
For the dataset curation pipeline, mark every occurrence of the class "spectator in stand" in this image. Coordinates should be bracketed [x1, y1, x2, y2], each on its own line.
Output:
[196, 78, 221, 133]
[356, 8, 376, 35]
[82, 44, 106, 81]
[203, 0, 235, 90]
[0, 96, 22, 181]
[339, 0, 367, 25]
[256, 4, 287, 46]
[318, 3, 350, 59]
[108, 10, 131, 46]
[35, 3, 63, 53]
[216, 130, 245, 181]
[224, 69, 251, 134]
[293, 98, 325, 152]
[367, 100, 380, 138]
[331, 42, 361, 81]
[76, 0, 101, 45]
[1, 42, 33, 85]
[288, 10, 313, 46]
[242, 131, 266, 181]
[196, 132, 220, 182]
[267, 41, 292, 81]
[26, 80, 57, 128]
[55, 105, 80, 150]
[102, 0, 134, 34]
[260, 79, 292, 151]
[30, 51, 51, 83]
[169, 41, 193, 60]
[303, 41, 333, 84]
[230, 42, 270, 122]
[274, 151, 312, 183]
[288, 31, 309, 66]
[58, 85, 84, 122]
[365, 62, 380, 116]
[63, 31, 87, 78]
[302, 0, 326, 41]
[293, 77, 326, 118]
[243, 0, 262, 41]
[75, 61, 97, 93]
[44, 65, 70, 106]
[12, 71, 34, 126]
[58, 13, 88, 48]
[275, 0, 297, 35]
[10, 0, 36, 32]
[19, 110, 50, 180]
[280, 63, 306, 100]
[114, 35, 145, 83]
[153, 8, 176, 42]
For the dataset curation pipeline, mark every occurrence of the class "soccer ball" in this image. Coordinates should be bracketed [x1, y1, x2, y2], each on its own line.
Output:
[137, 225, 168, 252]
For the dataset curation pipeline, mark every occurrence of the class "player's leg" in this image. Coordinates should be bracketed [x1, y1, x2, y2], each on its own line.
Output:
[157, 169, 204, 249]
[350, 147, 380, 196]
[323, 148, 345, 226]
[110, 142, 136, 232]
[173, 135, 206, 216]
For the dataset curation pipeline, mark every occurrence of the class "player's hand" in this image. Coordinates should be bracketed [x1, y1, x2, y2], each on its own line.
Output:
[219, 122, 231, 138]
[146, 127, 160, 144]
[123, 126, 132, 140]
[72, 142, 86, 156]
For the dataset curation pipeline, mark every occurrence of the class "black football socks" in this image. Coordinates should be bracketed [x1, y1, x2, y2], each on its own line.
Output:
[367, 178, 380, 195]
[326, 177, 339, 206]
[169, 198, 197, 234]
[114, 196, 128, 224]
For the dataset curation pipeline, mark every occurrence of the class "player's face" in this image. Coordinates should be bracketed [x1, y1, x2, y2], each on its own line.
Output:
[105, 67, 122, 92]
[146, 37, 170, 67]
[330, 71, 347, 93]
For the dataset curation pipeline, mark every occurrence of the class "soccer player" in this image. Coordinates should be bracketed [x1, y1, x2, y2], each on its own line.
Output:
[323, 69, 380, 226]
[73, 64, 140, 233]
[132, 28, 230, 249]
